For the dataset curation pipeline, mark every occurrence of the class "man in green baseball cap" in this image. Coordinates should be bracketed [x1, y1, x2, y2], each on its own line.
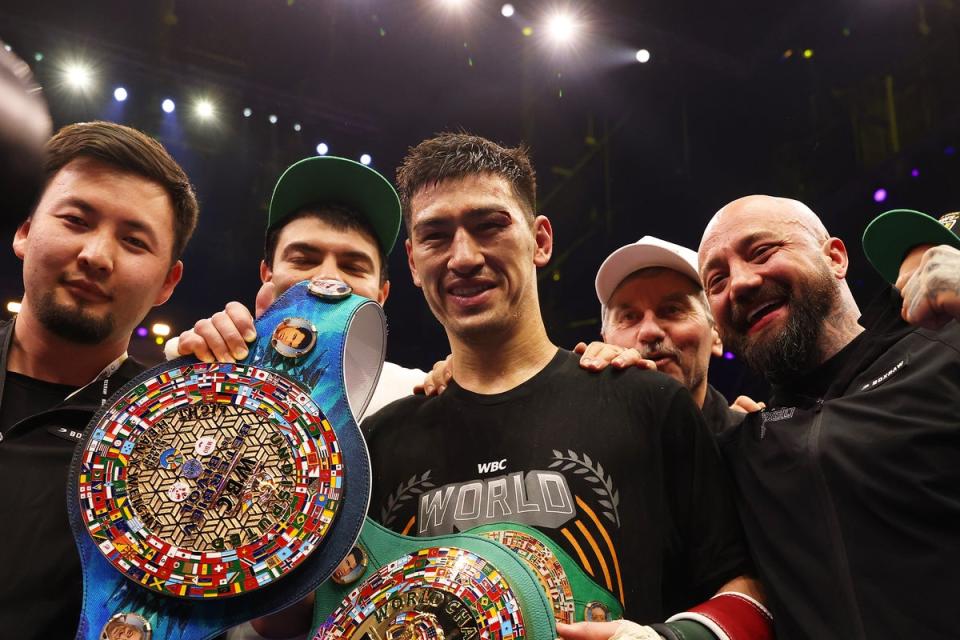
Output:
[862, 208, 960, 328]
[172, 155, 425, 416]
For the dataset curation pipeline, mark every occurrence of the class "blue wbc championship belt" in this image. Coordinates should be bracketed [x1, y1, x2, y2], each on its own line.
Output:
[310, 519, 623, 639]
[66, 278, 385, 640]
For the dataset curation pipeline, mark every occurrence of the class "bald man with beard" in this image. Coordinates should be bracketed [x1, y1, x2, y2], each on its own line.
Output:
[697, 195, 960, 640]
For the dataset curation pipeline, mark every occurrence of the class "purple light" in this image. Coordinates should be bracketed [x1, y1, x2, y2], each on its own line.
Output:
[910, 168, 920, 178]
[946, 146, 956, 156]
[136, 326, 148, 337]
[873, 188, 888, 203]
[723, 351, 735, 360]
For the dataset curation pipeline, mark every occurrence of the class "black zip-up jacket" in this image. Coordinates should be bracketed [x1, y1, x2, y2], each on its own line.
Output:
[718, 288, 960, 639]
[0, 319, 144, 640]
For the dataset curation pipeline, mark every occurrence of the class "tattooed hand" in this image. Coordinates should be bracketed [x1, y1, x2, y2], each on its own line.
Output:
[896, 243, 960, 329]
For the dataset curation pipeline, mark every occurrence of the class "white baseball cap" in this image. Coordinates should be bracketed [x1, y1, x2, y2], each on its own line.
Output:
[595, 235, 701, 304]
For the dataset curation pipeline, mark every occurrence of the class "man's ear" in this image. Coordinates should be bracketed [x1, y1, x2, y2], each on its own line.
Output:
[153, 260, 184, 307]
[710, 325, 723, 358]
[822, 237, 849, 280]
[377, 279, 391, 306]
[12, 217, 31, 260]
[259, 259, 272, 284]
[406, 239, 422, 288]
[533, 215, 553, 267]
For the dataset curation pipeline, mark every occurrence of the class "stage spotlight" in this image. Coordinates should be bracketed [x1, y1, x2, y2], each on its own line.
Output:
[522, 26, 534, 37]
[873, 188, 888, 203]
[268, 114, 278, 124]
[635, 49, 651, 63]
[544, 10, 580, 46]
[3, 44, 11, 52]
[911, 168, 920, 178]
[151, 323, 171, 337]
[64, 62, 94, 91]
[242, 107, 252, 118]
[194, 98, 215, 120]
[316, 142, 329, 156]
[360, 153, 372, 166]
[161, 98, 176, 113]
[438, 0, 468, 9]
[6, 301, 21, 314]
[293, 123, 302, 132]
[113, 87, 128, 102]
[136, 327, 148, 338]
[501, 3, 515, 17]
[803, 49, 814, 59]
[33, 52, 43, 62]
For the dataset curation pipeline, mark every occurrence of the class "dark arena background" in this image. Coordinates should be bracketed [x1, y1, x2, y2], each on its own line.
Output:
[2, 0, 959, 402]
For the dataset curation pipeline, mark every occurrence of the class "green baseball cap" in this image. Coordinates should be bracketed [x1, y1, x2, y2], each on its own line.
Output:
[862, 209, 960, 284]
[267, 156, 402, 255]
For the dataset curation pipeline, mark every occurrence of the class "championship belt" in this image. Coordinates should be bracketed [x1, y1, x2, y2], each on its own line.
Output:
[311, 518, 623, 639]
[66, 278, 385, 640]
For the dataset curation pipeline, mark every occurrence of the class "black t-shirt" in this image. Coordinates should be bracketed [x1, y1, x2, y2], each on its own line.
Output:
[363, 349, 749, 622]
[0, 371, 77, 434]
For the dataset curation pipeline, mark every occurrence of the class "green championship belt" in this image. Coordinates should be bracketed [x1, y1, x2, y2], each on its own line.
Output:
[311, 518, 622, 639]
[67, 278, 384, 639]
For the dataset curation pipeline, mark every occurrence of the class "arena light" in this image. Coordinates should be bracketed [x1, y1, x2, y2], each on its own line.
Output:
[33, 52, 44, 62]
[161, 98, 175, 114]
[544, 10, 580, 46]
[293, 123, 302, 132]
[136, 327, 148, 338]
[113, 86, 128, 102]
[911, 168, 920, 178]
[635, 49, 651, 63]
[268, 114, 278, 124]
[873, 188, 888, 203]
[501, 3, 515, 17]
[6, 301, 21, 314]
[151, 323, 171, 337]
[360, 153, 372, 166]
[193, 98, 215, 120]
[438, 0, 469, 10]
[316, 142, 329, 156]
[63, 61, 94, 91]
[242, 107, 252, 118]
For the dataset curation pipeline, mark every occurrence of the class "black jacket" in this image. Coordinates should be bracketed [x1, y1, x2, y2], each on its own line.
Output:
[0, 319, 144, 640]
[718, 289, 960, 639]
[701, 384, 744, 435]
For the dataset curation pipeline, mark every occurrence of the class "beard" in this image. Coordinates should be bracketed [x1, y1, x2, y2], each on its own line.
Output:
[721, 265, 839, 383]
[34, 290, 115, 344]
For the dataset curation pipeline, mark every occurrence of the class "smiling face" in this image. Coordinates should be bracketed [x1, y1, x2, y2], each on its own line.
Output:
[602, 268, 721, 405]
[13, 157, 182, 346]
[261, 215, 389, 304]
[698, 196, 846, 380]
[405, 173, 552, 343]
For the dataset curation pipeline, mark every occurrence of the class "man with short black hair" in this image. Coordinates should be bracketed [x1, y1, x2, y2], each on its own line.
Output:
[0, 120, 198, 640]
[364, 133, 770, 639]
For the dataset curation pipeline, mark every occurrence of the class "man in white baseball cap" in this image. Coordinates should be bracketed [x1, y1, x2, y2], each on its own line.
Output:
[593, 235, 754, 432]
